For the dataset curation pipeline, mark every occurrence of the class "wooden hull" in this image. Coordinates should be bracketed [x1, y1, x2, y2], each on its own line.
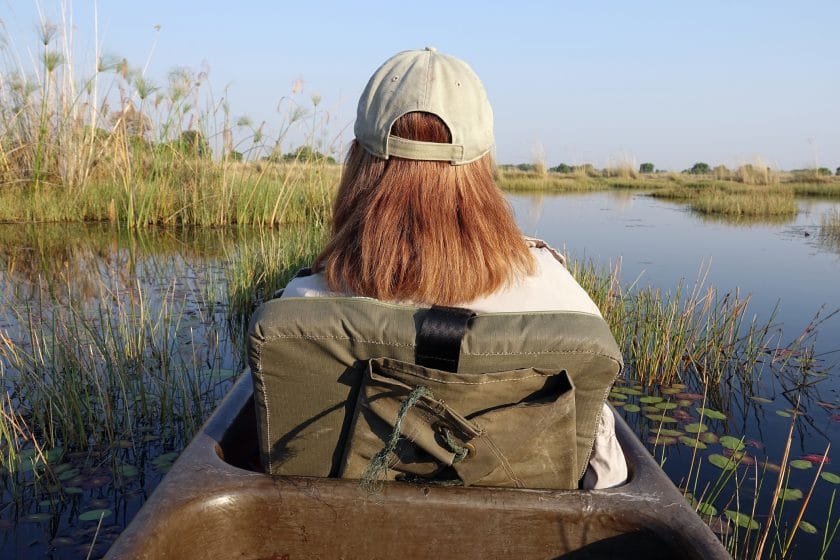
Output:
[105, 371, 731, 559]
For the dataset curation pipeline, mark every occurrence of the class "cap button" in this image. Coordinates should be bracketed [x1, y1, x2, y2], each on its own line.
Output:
[425, 46, 437, 52]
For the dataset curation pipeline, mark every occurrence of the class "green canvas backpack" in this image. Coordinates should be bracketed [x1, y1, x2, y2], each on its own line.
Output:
[249, 295, 622, 489]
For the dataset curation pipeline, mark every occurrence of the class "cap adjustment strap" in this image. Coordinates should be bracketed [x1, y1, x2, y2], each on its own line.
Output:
[387, 135, 464, 163]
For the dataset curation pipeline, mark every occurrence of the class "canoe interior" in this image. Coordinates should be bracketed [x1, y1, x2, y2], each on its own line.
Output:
[105, 372, 731, 560]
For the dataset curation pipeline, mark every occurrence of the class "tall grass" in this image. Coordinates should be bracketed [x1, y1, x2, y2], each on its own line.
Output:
[0, 9, 337, 228]
[572, 260, 783, 386]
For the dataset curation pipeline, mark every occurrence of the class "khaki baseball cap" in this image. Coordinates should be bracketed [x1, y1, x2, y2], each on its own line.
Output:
[354, 47, 494, 165]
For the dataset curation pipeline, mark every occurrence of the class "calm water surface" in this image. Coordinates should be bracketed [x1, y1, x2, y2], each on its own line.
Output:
[1, 192, 838, 558]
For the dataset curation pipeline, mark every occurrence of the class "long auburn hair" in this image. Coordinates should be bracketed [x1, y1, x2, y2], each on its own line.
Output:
[313, 111, 535, 305]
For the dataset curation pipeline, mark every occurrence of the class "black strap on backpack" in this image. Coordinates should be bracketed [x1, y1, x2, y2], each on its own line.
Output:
[415, 306, 475, 373]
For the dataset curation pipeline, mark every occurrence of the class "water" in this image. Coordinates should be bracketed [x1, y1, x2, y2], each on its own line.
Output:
[510, 191, 840, 558]
[1, 193, 839, 558]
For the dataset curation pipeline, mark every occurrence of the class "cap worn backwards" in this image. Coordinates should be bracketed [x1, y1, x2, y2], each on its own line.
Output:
[354, 47, 494, 165]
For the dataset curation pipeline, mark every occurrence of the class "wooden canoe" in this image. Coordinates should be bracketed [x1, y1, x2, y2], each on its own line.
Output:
[105, 371, 731, 559]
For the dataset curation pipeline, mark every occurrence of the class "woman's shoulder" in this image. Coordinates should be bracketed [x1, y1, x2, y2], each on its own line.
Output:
[281, 272, 335, 298]
[464, 239, 602, 316]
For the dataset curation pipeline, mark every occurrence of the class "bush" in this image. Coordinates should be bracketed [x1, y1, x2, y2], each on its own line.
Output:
[687, 162, 710, 175]
[639, 162, 654, 173]
[836, 166, 840, 177]
[550, 163, 574, 173]
[817, 167, 832, 176]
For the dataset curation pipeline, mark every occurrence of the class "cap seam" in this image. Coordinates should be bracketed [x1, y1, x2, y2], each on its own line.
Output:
[423, 49, 432, 109]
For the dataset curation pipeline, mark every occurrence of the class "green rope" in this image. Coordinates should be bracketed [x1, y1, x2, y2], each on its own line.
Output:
[360, 385, 433, 493]
[443, 429, 469, 463]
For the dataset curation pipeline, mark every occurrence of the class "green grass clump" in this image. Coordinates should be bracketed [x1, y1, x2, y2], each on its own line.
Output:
[790, 181, 840, 198]
[690, 191, 797, 218]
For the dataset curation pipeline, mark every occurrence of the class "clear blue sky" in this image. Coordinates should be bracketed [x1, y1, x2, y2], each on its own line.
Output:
[2, 0, 838, 170]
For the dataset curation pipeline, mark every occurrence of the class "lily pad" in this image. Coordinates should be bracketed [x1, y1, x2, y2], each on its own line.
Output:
[696, 502, 718, 517]
[695, 407, 727, 420]
[677, 399, 694, 407]
[724, 510, 760, 530]
[790, 460, 813, 470]
[699, 432, 720, 444]
[776, 410, 791, 418]
[58, 468, 80, 481]
[63, 486, 83, 495]
[609, 392, 628, 401]
[820, 472, 840, 484]
[800, 521, 818, 534]
[613, 387, 643, 396]
[608, 401, 625, 408]
[719, 436, 745, 451]
[680, 436, 707, 449]
[639, 396, 664, 404]
[116, 464, 139, 477]
[781, 488, 803, 502]
[649, 428, 683, 437]
[647, 435, 678, 446]
[655, 402, 678, 410]
[645, 414, 678, 423]
[684, 422, 708, 434]
[78, 508, 113, 522]
[709, 454, 738, 471]
[623, 404, 640, 413]
[642, 406, 661, 413]
[661, 387, 682, 395]
[25, 512, 53, 522]
[750, 396, 774, 404]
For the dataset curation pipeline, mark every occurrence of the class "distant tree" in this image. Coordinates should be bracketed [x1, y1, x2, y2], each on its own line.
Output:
[688, 162, 710, 175]
[836, 166, 840, 176]
[281, 146, 336, 164]
[226, 150, 243, 162]
[639, 162, 654, 173]
[516, 163, 537, 172]
[175, 130, 211, 159]
[817, 167, 832, 176]
[550, 163, 574, 173]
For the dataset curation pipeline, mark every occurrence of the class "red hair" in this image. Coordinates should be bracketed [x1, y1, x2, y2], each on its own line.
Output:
[313, 112, 535, 305]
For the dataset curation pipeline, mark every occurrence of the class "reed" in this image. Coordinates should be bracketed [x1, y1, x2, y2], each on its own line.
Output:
[0, 9, 337, 228]
[818, 209, 840, 252]
[572, 259, 780, 386]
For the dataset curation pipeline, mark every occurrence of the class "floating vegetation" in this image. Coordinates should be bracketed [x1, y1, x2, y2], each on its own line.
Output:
[699, 432, 720, 445]
[78, 509, 113, 522]
[650, 428, 684, 437]
[680, 436, 707, 449]
[790, 460, 813, 470]
[780, 488, 804, 502]
[684, 422, 708, 434]
[696, 407, 727, 420]
[648, 435, 678, 446]
[821, 472, 840, 485]
[799, 521, 818, 534]
[645, 414, 678, 423]
[709, 454, 739, 471]
[719, 436, 746, 451]
[725, 510, 761, 530]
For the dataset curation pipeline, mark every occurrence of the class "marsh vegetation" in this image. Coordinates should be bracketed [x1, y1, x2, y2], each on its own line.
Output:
[1, 10, 838, 560]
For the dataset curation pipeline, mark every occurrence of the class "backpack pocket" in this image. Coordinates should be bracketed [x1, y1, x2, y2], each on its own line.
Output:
[339, 357, 577, 489]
